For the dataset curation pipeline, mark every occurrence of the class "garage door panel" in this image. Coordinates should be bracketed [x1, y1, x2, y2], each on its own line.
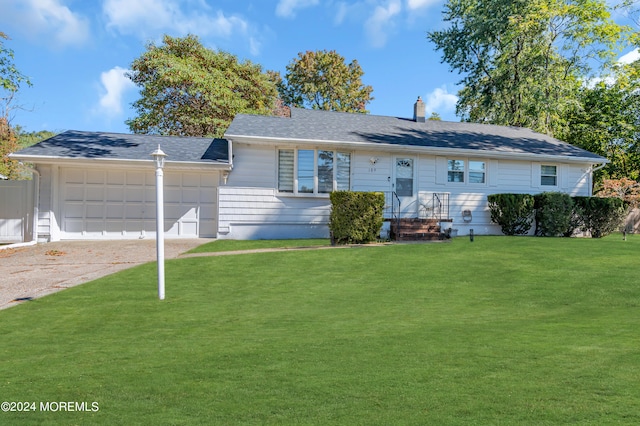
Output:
[107, 171, 125, 185]
[106, 204, 124, 219]
[127, 172, 145, 185]
[86, 204, 105, 219]
[107, 187, 125, 201]
[66, 186, 84, 201]
[85, 188, 105, 202]
[86, 170, 105, 184]
[182, 188, 199, 203]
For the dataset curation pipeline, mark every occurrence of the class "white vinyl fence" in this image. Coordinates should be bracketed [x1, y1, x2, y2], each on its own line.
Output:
[0, 180, 35, 243]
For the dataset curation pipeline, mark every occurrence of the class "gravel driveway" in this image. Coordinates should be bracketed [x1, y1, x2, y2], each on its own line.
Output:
[0, 239, 207, 310]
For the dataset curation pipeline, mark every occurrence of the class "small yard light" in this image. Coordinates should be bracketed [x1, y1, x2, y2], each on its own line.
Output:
[469, 229, 474, 242]
[151, 145, 167, 300]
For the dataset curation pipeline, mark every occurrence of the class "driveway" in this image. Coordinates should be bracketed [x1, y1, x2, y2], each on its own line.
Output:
[0, 239, 208, 310]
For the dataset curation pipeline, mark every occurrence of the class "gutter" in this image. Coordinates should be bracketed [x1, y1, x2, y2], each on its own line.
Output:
[0, 165, 40, 250]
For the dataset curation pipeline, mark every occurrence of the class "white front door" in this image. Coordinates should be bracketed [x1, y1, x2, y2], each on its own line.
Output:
[393, 157, 417, 217]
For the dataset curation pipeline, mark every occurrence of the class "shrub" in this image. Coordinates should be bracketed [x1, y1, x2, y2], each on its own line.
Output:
[533, 192, 573, 237]
[572, 196, 627, 238]
[329, 191, 385, 244]
[487, 193, 535, 235]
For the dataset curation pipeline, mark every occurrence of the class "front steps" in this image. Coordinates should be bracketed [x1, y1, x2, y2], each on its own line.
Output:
[389, 218, 449, 241]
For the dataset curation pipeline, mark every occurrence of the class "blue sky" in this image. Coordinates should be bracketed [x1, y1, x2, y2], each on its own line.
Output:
[0, 0, 636, 135]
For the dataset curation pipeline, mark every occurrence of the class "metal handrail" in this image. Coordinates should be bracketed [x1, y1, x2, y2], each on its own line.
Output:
[391, 191, 400, 241]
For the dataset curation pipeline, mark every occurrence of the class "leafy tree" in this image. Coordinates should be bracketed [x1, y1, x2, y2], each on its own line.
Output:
[596, 178, 640, 207]
[560, 65, 640, 184]
[1, 32, 32, 179]
[428, 0, 627, 137]
[126, 34, 278, 138]
[15, 127, 56, 148]
[279, 50, 374, 113]
[428, 112, 442, 121]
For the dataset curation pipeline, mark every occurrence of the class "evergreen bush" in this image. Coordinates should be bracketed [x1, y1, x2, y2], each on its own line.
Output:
[534, 192, 574, 236]
[329, 191, 385, 244]
[572, 196, 627, 238]
[487, 193, 535, 235]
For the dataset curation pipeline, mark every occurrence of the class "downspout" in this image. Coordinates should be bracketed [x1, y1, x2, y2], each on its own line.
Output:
[0, 165, 40, 250]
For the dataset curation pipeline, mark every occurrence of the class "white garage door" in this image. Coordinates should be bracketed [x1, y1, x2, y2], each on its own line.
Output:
[60, 167, 217, 239]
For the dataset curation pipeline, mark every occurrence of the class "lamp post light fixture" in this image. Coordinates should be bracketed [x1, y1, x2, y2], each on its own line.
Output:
[151, 145, 167, 300]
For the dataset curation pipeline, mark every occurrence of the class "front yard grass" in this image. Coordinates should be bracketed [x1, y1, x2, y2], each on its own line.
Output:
[1, 235, 639, 425]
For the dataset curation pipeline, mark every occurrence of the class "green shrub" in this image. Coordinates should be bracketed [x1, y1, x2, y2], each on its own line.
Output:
[572, 196, 627, 238]
[329, 191, 385, 244]
[487, 193, 535, 235]
[534, 192, 574, 237]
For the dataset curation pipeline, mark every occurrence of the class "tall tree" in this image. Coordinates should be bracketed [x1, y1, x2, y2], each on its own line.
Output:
[560, 63, 640, 184]
[279, 50, 374, 113]
[428, 0, 626, 137]
[1, 32, 32, 179]
[126, 34, 278, 138]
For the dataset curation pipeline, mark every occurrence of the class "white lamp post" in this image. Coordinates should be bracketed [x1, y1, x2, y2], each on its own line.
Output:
[151, 145, 167, 300]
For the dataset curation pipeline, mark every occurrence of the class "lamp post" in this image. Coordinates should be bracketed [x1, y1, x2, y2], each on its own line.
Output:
[151, 145, 167, 300]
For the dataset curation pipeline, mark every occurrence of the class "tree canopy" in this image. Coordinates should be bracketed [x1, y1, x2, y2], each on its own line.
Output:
[278, 50, 373, 113]
[560, 62, 640, 184]
[126, 34, 279, 138]
[428, 0, 627, 137]
[1, 32, 32, 179]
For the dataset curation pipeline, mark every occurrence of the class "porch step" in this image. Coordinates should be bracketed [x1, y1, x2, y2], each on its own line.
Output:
[389, 218, 447, 241]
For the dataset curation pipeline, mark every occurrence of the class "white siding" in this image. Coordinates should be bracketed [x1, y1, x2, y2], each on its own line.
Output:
[218, 187, 331, 239]
[226, 143, 276, 188]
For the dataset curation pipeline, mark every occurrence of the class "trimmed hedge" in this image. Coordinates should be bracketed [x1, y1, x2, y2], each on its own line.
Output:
[329, 191, 385, 244]
[534, 192, 573, 237]
[487, 193, 535, 235]
[488, 192, 628, 238]
[572, 196, 627, 238]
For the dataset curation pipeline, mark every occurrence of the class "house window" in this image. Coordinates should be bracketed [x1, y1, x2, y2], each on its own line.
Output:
[447, 159, 486, 184]
[469, 160, 486, 184]
[447, 159, 465, 182]
[278, 149, 351, 195]
[541, 165, 557, 186]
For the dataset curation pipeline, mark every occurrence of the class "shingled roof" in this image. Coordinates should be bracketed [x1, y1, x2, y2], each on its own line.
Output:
[11, 130, 230, 165]
[226, 107, 606, 162]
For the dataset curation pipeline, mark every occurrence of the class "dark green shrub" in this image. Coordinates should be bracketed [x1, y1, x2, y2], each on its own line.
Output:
[487, 193, 535, 235]
[572, 196, 627, 238]
[534, 192, 573, 237]
[329, 191, 385, 244]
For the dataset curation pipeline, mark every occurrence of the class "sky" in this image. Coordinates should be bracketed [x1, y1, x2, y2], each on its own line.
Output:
[0, 0, 637, 135]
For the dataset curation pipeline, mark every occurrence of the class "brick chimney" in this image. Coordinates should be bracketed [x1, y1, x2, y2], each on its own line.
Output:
[413, 96, 426, 123]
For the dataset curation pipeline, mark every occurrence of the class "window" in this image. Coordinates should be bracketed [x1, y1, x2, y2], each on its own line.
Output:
[278, 149, 351, 194]
[469, 161, 486, 184]
[447, 159, 486, 184]
[541, 165, 557, 186]
[447, 159, 465, 182]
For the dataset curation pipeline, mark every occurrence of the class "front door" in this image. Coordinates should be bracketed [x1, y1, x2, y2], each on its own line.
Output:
[393, 157, 417, 217]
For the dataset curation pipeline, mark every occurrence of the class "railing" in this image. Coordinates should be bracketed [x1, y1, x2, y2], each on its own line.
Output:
[418, 192, 450, 221]
[391, 191, 400, 241]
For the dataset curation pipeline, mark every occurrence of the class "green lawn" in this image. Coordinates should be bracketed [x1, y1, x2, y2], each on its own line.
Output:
[1, 235, 639, 425]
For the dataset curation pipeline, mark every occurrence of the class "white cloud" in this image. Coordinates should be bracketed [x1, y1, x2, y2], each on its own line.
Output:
[275, 0, 320, 18]
[406, 0, 441, 10]
[103, 0, 256, 50]
[618, 49, 640, 65]
[0, 0, 90, 48]
[424, 86, 458, 118]
[364, 0, 402, 48]
[96, 67, 136, 117]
